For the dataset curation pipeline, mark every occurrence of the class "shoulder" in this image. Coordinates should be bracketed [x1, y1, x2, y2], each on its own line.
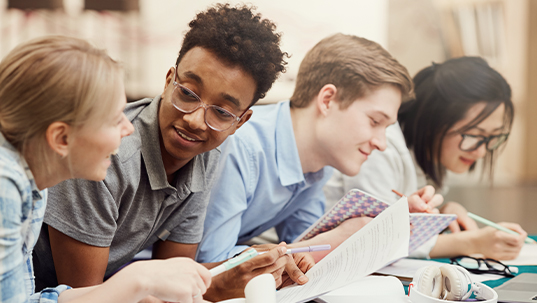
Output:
[124, 97, 155, 121]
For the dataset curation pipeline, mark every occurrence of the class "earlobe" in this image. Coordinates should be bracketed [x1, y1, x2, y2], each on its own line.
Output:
[46, 122, 71, 158]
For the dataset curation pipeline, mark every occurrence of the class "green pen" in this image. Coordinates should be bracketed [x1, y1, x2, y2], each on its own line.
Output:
[209, 248, 259, 277]
[467, 212, 536, 244]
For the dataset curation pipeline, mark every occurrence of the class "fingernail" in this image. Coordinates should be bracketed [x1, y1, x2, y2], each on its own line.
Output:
[279, 247, 286, 253]
[298, 276, 308, 283]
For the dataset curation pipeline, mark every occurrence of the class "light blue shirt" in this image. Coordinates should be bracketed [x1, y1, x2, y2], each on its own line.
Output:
[0, 132, 69, 302]
[197, 101, 333, 262]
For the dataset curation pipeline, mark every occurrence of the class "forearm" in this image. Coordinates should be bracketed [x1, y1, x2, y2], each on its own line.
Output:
[429, 232, 475, 258]
[59, 267, 148, 303]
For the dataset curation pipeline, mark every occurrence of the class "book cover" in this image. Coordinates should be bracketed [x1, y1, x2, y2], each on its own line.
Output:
[294, 189, 456, 253]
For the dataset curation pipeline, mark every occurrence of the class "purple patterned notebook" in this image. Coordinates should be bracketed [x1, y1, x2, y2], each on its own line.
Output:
[294, 189, 456, 253]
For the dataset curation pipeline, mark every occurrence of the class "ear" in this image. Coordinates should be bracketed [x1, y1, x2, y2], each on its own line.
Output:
[162, 66, 175, 95]
[316, 84, 338, 116]
[45, 122, 71, 158]
[228, 109, 253, 135]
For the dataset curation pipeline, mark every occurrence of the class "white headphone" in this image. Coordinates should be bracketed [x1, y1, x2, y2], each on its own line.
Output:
[409, 264, 498, 303]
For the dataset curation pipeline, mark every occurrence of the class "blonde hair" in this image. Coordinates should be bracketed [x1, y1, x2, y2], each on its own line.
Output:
[0, 35, 123, 167]
[290, 33, 414, 109]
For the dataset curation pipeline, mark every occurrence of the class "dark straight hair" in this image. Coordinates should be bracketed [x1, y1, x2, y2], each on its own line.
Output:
[398, 56, 514, 187]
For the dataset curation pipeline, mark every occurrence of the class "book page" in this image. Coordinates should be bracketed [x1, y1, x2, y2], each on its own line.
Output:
[277, 197, 410, 303]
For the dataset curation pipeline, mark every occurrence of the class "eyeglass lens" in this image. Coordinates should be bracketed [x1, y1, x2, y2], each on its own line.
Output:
[460, 134, 508, 151]
[172, 83, 237, 131]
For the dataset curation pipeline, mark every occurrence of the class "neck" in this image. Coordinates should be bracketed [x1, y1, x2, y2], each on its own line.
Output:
[24, 151, 69, 191]
[290, 105, 326, 174]
[159, 136, 189, 184]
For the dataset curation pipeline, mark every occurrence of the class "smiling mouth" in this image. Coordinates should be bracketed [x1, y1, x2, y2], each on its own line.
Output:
[175, 128, 199, 142]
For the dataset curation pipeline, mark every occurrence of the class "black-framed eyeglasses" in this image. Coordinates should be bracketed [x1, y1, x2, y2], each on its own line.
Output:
[170, 66, 249, 132]
[459, 133, 509, 152]
[450, 256, 515, 277]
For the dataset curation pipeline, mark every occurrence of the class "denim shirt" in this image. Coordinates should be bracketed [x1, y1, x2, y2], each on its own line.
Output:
[0, 133, 69, 302]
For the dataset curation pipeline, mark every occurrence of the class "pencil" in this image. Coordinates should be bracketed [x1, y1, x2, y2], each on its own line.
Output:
[467, 212, 536, 244]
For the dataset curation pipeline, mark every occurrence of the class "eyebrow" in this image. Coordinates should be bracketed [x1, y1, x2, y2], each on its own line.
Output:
[181, 71, 241, 109]
[473, 126, 504, 133]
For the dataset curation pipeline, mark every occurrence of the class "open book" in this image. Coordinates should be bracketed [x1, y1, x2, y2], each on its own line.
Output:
[293, 189, 457, 253]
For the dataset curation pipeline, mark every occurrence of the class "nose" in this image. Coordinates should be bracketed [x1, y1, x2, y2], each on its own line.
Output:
[182, 107, 208, 131]
[121, 113, 134, 138]
[371, 128, 387, 152]
[471, 142, 488, 159]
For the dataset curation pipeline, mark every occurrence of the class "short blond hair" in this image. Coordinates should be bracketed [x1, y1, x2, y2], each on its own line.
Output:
[0, 35, 123, 163]
[290, 33, 413, 108]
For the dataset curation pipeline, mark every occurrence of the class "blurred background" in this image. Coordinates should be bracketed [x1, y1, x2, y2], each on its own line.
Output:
[0, 0, 535, 233]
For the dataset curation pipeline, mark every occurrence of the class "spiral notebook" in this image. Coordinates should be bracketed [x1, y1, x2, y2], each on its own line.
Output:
[293, 189, 457, 253]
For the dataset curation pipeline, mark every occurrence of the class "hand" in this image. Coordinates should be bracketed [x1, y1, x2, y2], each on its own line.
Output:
[123, 257, 211, 303]
[440, 201, 478, 232]
[280, 252, 315, 288]
[205, 243, 288, 301]
[408, 186, 443, 213]
[472, 222, 527, 260]
[251, 242, 313, 288]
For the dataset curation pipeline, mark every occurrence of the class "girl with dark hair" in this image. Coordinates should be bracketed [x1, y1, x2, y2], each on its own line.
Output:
[325, 56, 527, 259]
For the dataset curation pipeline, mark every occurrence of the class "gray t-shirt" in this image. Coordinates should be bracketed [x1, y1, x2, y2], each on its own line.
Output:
[32, 96, 220, 290]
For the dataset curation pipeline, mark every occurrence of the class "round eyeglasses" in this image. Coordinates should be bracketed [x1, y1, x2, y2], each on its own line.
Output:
[459, 133, 509, 152]
[170, 70, 249, 132]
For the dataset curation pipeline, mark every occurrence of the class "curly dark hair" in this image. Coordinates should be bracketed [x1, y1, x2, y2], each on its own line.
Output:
[176, 3, 288, 105]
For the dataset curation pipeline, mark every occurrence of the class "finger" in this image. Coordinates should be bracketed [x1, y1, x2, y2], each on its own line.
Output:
[426, 194, 443, 210]
[246, 245, 287, 269]
[498, 222, 528, 237]
[448, 220, 461, 233]
[196, 264, 212, 289]
[459, 216, 479, 231]
[419, 185, 436, 201]
[407, 194, 428, 212]
[494, 230, 523, 246]
[284, 255, 308, 285]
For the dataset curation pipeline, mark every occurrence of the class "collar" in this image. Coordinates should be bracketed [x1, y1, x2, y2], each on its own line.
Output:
[121, 95, 209, 192]
[274, 101, 306, 186]
[0, 132, 43, 199]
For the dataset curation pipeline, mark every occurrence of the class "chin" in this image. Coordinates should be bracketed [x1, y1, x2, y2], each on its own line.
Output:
[337, 163, 363, 177]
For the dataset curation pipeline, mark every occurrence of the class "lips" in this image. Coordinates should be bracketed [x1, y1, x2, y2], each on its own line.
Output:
[459, 157, 475, 166]
[175, 127, 203, 142]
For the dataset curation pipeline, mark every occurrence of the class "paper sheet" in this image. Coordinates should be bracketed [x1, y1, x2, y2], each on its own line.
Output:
[316, 276, 411, 303]
[276, 197, 410, 303]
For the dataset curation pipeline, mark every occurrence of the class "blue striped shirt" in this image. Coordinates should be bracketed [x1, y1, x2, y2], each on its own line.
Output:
[0, 133, 69, 302]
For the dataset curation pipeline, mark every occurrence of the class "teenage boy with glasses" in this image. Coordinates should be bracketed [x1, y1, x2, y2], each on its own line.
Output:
[196, 34, 414, 267]
[33, 4, 297, 301]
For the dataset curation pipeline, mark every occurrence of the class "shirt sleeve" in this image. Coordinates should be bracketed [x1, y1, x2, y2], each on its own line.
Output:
[0, 173, 27, 303]
[44, 178, 118, 247]
[28, 285, 71, 303]
[195, 138, 252, 263]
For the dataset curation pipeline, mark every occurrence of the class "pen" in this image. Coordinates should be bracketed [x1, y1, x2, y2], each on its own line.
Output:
[209, 248, 258, 277]
[467, 212, 536, 244]
[392, 189, 435, 214]
[259, 244, 332, 255]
